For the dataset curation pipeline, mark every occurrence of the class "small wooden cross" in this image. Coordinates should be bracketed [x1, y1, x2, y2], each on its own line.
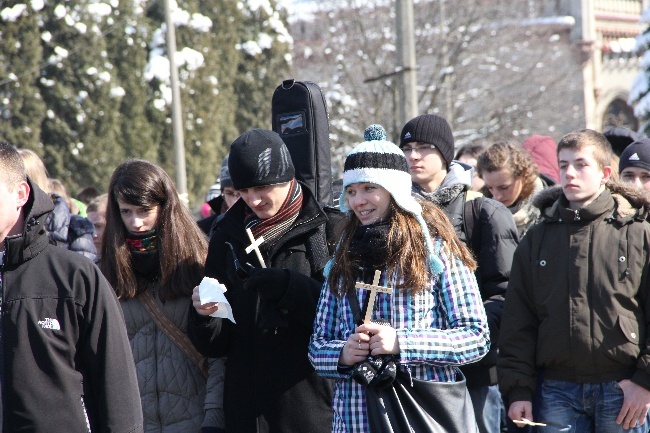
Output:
[355, 270, 392, 324]
[245, 228, 266, 268]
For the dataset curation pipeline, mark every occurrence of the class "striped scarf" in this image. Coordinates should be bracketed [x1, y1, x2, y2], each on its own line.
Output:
[244, 179, 303, 249]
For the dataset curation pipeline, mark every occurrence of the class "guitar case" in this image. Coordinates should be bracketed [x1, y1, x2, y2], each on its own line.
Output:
[271, 79, 333, 207]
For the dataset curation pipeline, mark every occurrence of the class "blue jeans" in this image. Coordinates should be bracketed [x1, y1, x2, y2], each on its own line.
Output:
[468, 385, 504, 433]
[538, 379, 648, 433]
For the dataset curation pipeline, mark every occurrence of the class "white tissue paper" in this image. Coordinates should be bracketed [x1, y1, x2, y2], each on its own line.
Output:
[198, 277, 236, 323]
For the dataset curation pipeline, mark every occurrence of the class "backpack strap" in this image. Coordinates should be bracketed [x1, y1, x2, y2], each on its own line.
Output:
[139, 289, 208, 380]
[463, 194, 483, 257]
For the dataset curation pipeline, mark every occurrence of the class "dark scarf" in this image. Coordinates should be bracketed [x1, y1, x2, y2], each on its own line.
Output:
[126, 230, 160, 281]
[244, 179, 303, 249]
[349, 221, 390, 283]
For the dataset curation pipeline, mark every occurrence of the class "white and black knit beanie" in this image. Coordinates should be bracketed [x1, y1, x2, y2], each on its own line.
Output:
[228, 129, 295, 190]
[340, 124, 443, 275]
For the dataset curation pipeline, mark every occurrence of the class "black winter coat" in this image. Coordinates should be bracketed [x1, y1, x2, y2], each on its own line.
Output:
[188, 185, 334, 433]
[0, 180, 142, 433]
[414, 169, 519, 387]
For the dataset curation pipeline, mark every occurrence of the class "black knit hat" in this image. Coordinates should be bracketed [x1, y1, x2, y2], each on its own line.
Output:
[228, 129, 295, 190]
[220, 155, 233, 191]
[619, 138, 650, 173]
[399, 114, 455, 168]
[604, 126, 637, 156]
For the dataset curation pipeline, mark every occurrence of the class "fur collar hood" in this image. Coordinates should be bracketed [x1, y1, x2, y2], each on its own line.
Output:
[533, 181, 650, 222]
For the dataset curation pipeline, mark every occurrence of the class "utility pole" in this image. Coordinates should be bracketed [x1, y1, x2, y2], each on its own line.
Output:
[396, 0, 418, 127]
[164, 0, 187, 196]
[440, 0, 452, 123]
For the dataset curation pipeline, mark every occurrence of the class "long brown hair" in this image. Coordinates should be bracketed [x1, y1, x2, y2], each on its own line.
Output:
[328, 197, 475, 297]
[100, 159, 208, 300]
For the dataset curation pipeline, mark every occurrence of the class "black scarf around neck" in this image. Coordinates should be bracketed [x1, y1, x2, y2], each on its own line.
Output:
[349, 221, 390, 282]
[126, 230, 160, 281]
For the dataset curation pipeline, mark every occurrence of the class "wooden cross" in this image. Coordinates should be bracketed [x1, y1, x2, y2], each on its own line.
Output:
[245, 228, 266, 268]
[355, 270, 392, 324]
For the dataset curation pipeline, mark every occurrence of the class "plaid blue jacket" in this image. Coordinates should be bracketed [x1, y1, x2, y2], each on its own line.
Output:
[309, 237, 489, 433]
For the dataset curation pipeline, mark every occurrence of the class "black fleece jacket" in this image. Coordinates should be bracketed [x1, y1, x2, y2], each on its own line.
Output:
[414, 171, 519, 387]
[0, 180, 142, 433]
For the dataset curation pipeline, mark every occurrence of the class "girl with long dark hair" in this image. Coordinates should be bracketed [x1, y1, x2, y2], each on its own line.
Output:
[101, 159, 224, 432]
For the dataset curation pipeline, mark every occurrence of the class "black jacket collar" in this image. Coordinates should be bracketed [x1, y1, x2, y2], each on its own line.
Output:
[4, 178, 54, 267]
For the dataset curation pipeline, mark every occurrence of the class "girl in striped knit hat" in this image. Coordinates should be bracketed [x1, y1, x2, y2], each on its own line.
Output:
[309, 125, 489, 433]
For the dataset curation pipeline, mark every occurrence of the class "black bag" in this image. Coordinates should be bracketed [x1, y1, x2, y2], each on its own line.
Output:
[366, 368, 478, 433]
[271, 79, 333, 207]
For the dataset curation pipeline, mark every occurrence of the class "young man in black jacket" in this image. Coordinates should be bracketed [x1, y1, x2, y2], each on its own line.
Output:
[0, 143, 142, 433]
[400, 114, 519, 433]
[189, 129, 333, 433]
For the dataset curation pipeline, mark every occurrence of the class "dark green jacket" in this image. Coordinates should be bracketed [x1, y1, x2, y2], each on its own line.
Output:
[498, 183, 650, 403]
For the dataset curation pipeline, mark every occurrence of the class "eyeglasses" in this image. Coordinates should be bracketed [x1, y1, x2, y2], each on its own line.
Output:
[225, 241, 255, 280]
[401, 143, 437, 154]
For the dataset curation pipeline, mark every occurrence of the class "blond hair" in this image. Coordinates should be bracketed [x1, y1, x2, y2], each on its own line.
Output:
[17, 149, 48, 189]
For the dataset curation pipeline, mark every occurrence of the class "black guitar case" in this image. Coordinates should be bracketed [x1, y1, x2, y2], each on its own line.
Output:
[271, 79, 333, 207]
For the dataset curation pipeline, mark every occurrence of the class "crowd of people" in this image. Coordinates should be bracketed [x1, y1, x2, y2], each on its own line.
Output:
[0, 112, 649, 433]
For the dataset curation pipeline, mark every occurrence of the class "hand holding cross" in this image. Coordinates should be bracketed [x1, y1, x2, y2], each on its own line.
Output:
[355, 270, 392, 324]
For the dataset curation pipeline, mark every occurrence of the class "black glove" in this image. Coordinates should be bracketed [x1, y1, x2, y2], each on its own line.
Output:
[243, 268, 290, 301]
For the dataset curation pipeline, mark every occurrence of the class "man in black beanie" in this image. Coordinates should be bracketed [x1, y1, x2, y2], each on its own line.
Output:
[620, 138, 650, 191]
[188, 128, 333, 433]
[400, 114, 519, 433]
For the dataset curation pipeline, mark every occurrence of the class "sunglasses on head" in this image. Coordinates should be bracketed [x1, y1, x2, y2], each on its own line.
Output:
[225, 242, 255, 280]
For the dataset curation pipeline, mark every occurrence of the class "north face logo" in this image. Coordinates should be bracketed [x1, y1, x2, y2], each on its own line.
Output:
[38, 318, 61, 330]
[404, 132, 412, 139]
[628, 153, 640, 161]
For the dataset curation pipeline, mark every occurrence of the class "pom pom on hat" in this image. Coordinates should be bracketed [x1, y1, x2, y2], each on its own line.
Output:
[364, 124, 387, 142]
